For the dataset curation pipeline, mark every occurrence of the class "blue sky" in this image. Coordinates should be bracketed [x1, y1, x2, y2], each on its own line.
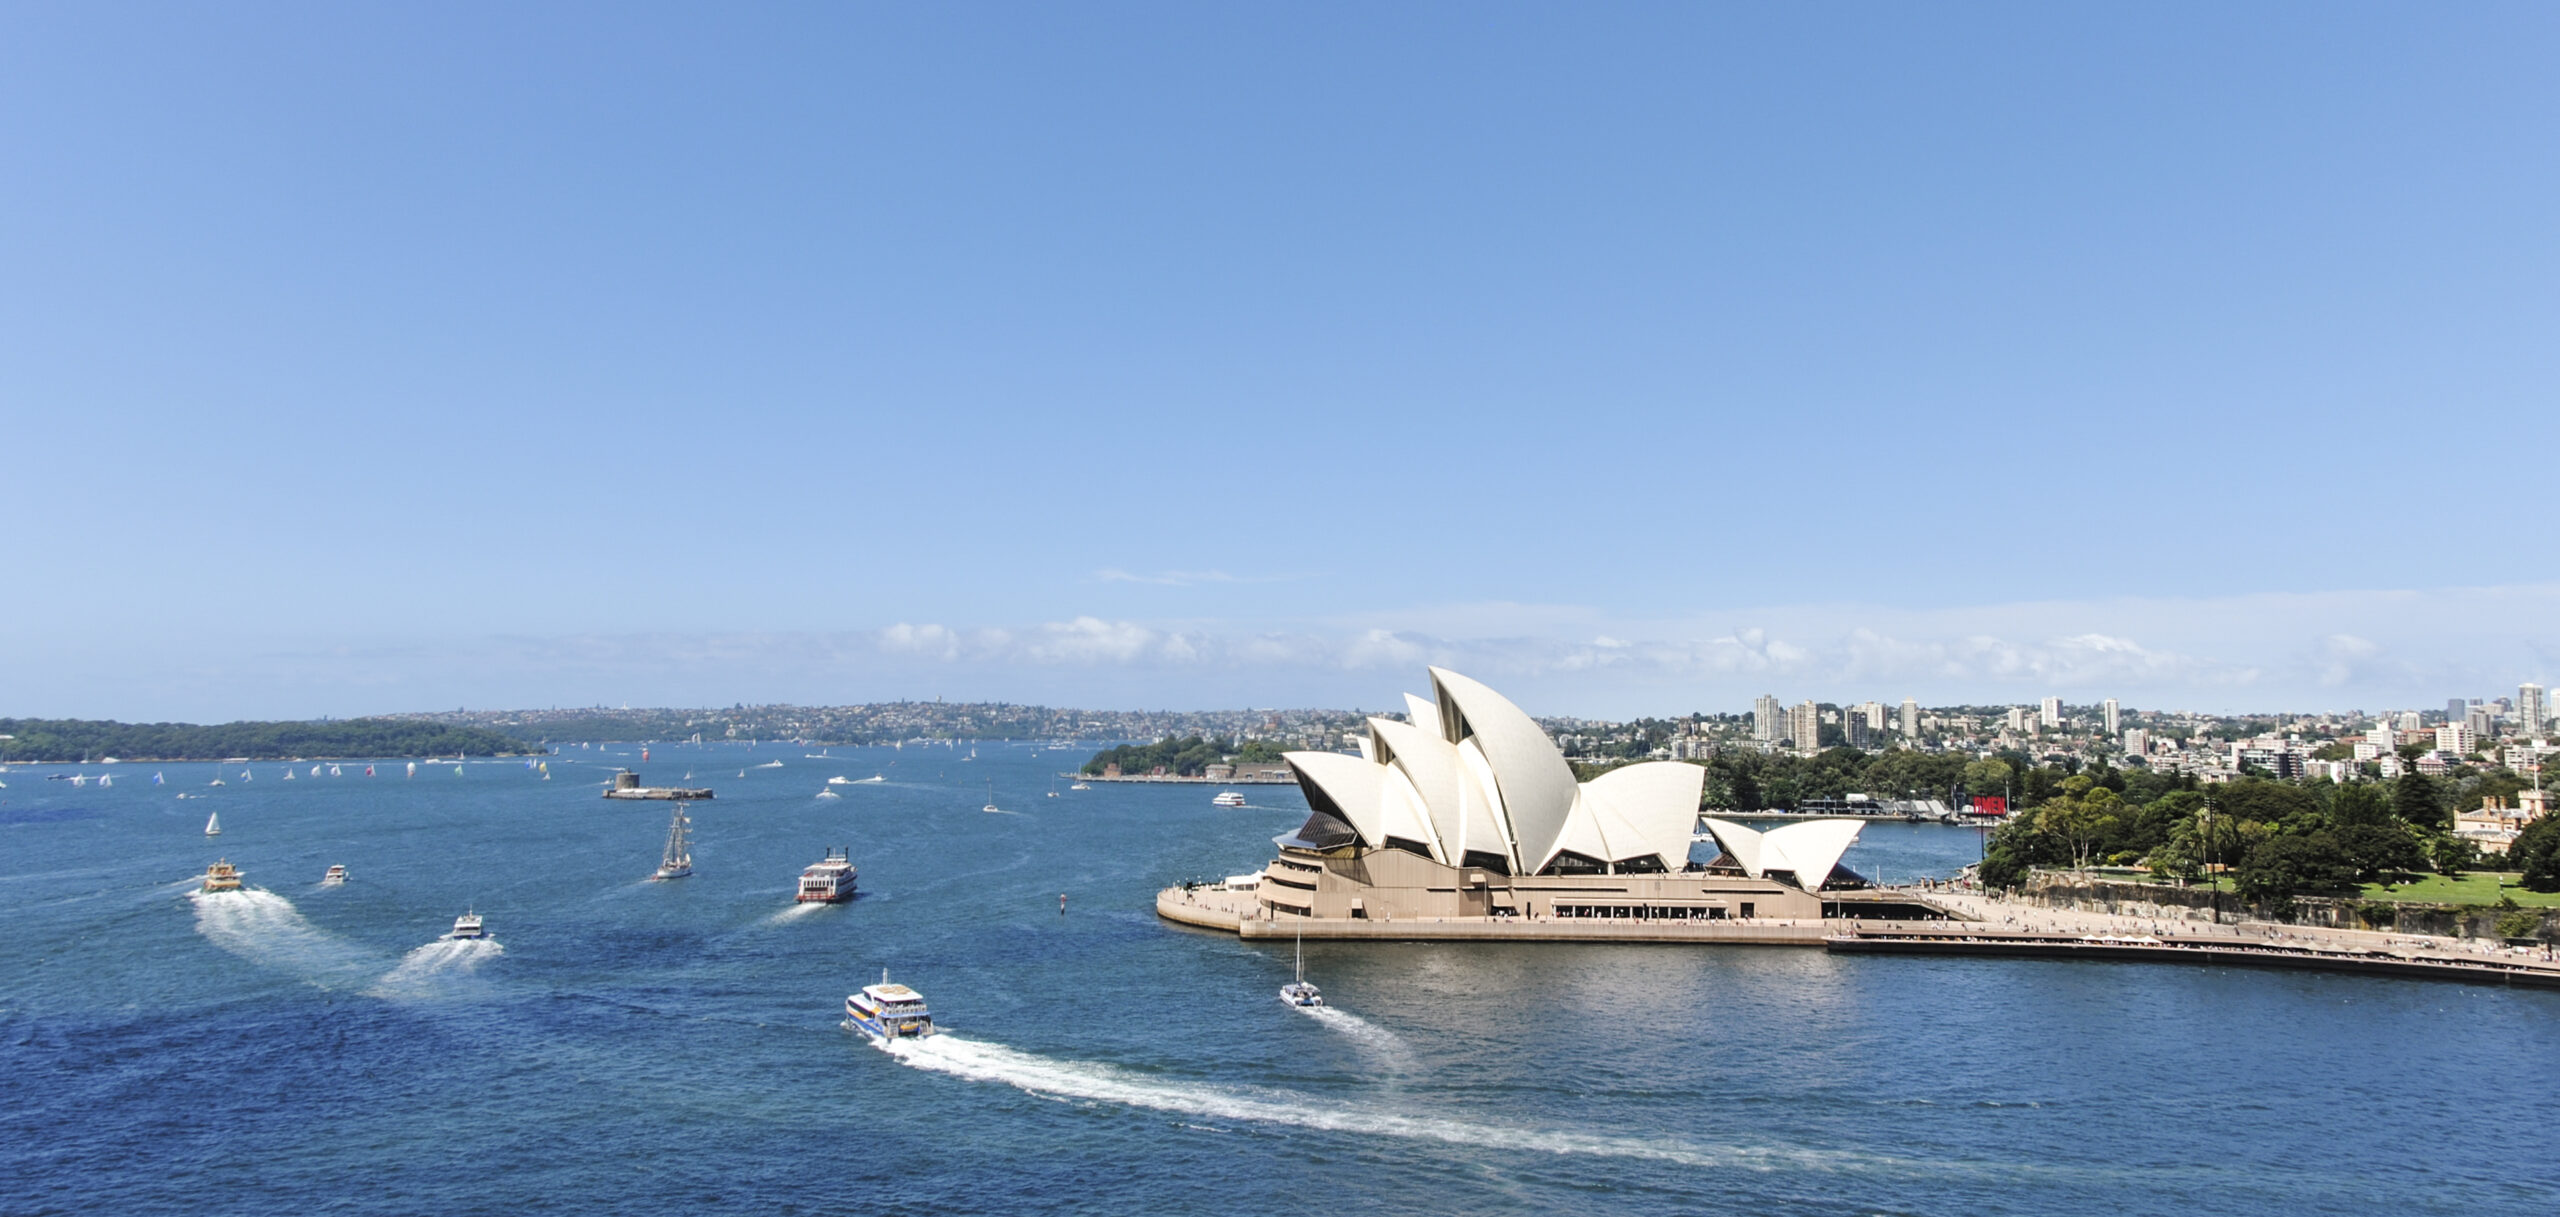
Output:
[5, 4, 2557, 720]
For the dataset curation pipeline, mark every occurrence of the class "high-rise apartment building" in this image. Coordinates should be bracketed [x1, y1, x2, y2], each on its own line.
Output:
[1789, 701, 1821, 758]
[1899, 698, 1919, 736]
[2448, 698, 2469, 722]
[1857, 701, 1887, 732]
[2397, 711, 2423, 732]
[2039, 697, 2062, 730]
[2521, 683, 2546, 735]
[2467, 706, 2494, 739]
[2436, 722, 2476, 756]
[2102, 698, 2120, 736]
[1753, 695, 1781, 743]
[2005, 706, 2027, 733]
[2122, 728, 2147, 756]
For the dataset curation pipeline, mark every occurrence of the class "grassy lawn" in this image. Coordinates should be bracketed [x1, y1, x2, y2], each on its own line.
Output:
[2364, 873, 2560, 907]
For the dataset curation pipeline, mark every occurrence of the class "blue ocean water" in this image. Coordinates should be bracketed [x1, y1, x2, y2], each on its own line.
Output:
[3, 743, 2554, 1216]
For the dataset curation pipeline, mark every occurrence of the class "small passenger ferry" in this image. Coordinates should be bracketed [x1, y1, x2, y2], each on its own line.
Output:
[446, 910, 488, 940]
[321, 864, 348, 885]
[844, 969, 934, 1040]
[201, 859, 243, 894]
[1212, 791, 1247, 807]
[796, 848, 858, 903]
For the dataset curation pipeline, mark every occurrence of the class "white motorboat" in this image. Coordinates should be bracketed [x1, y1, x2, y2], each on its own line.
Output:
[1212, 791, 1247, 807]
[446, 910, 488, 940]
[321, 864, 348, 885]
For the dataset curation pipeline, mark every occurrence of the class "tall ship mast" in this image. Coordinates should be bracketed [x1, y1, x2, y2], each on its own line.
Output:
[654, 802, 694, 880]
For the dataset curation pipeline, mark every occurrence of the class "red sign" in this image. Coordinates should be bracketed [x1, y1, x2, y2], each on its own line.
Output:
[1971, 796, 2008, 816]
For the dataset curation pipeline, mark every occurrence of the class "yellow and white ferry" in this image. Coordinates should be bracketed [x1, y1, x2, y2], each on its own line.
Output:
[844, 970, 934, 1040]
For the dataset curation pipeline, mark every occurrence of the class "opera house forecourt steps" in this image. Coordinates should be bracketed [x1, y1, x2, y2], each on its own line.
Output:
[1158, 666, 1954, 946]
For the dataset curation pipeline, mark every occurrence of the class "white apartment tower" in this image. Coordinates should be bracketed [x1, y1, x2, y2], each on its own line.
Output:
[2522, 683, 2546, 735]
[1788, 701, 1822, 758]
[1753, 695, 1781, 743]
[1899, 698, 1919, 736]
[2103, 698, 2120, 736]
[2039, 697, 2062, 730]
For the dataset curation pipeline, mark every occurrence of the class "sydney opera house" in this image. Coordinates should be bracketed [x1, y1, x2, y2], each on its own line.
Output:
[1229, 667, 1877, 927]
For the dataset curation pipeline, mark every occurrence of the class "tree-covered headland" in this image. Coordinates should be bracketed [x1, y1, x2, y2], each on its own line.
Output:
[1082, 735, 1289, 777]
[0, 717, 539, 762]
[1696, 745, 2557, 908]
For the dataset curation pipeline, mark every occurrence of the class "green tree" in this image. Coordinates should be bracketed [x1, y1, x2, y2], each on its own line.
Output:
[2425, 833, 2480, 879]
[2393, 772, 2447, 830]
[2513, 816, 2560, 893]
[2234, 833, 2360, 915]
[1961, 758, 2013, 802]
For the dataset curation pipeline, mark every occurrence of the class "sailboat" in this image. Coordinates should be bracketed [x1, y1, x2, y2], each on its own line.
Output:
[1279, 924, 1323, 1007]
[653, 803, 693, 880]
[204, 811, 222, 837]
[982, 778, 1001, 814]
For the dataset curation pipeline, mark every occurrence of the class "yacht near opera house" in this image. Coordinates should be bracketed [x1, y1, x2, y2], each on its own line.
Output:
[1158, 667, 1950, 943]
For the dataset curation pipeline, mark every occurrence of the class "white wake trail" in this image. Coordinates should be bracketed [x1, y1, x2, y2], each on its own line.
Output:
[873, 1033, 1860, 1174]
[1299, 1005, 1418, 1074]
[367, 937, 505, 999]
[759, 901, 832, 926]
[189, 889, 389, 989]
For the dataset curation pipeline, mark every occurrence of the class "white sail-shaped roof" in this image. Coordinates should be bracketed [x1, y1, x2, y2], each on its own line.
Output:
[1280, 668, 1719, 879]
[1431, 667, 1577, 873]
[1402, 693, 1441, 737]
[1574, 761, 1708, 871]
[1285, 752, 1388, 844]
[1700, 817, 1865, 887]
[1369, 717, 1462, 859]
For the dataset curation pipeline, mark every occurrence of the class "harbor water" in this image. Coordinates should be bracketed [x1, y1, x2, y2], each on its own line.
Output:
[3, 743, 2554, 1215]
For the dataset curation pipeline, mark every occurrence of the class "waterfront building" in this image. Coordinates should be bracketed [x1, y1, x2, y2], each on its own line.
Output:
[1246, 668, 1853, 924]
[2039, 697, 2062, 730]
[2103, 698, 2120, 736]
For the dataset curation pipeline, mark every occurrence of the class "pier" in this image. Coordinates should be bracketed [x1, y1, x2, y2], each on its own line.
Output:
[1824, 926, 2560, 990]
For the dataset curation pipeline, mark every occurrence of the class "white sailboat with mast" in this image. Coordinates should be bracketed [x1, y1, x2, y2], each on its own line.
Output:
[653, 802, 694, 880]
[1279, 923, 1323, 1007]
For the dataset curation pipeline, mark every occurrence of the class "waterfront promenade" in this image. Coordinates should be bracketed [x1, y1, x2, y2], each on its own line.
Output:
[1159, 884, 1841, 945]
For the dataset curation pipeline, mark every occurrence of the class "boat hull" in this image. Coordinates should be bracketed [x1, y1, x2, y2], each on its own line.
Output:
[1278, 984, 1323, 1007]
[844, 1004, 933, 1040]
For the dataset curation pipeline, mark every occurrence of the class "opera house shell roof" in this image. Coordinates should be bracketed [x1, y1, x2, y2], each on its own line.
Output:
[1284, 667, 1710, 877]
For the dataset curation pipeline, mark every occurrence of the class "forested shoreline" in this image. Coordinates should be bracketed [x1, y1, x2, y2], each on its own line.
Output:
[0, 717, 538, 762]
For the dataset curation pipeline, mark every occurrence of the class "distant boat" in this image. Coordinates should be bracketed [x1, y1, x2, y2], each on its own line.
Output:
[982, 779, 1001, 814]
[153, 772, 165, 785]
[283, 769, 294, 781]
[330, 765, 342, 777]
[242, 768, 253, 781]
[754, 760, 784, 770]
[857, 775, 885, 784]
[365, 765, 375, 777]
[1212, 791, 1247, 808]
[826, 775, 856, 786]
[99, 774, 112, 787]
[406, 762, 416, 778]
[69, 774, 86, 787]
[322, 864, 348, 886]
[209, 777, 225, 787]
[201, 859, 243, 894]
[816, 788, 841, 800]
[1070, 780, 1091, 791]
[445, 910, 488, 940]
[653, 803, 693, 880]
[310, 765, 321, 777]
[205, 811, 221, 836]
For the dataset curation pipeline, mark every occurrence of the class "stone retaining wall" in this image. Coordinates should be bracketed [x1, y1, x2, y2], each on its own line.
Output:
[2017, 875, 2560, 941]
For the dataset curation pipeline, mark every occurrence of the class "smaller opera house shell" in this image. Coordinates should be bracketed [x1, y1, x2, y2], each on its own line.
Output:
[1258, 668, 1867, 924]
